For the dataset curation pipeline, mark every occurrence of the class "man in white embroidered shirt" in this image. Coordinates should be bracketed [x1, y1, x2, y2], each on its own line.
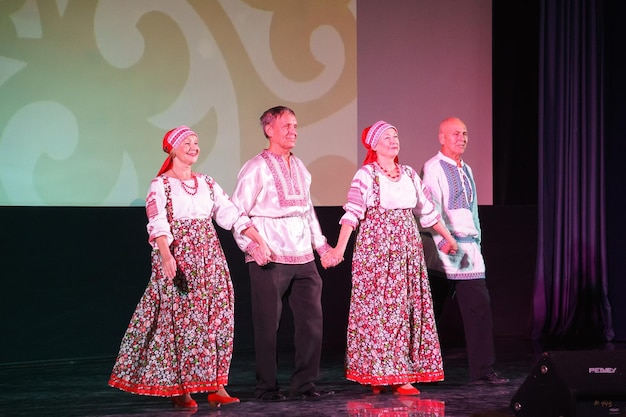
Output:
[421, 117, 509, 385]
[231, 105, 336, 401]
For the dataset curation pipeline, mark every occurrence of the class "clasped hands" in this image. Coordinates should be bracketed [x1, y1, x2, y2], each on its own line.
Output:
[250, 241, 273, 266]
[321, 247, 344, 269]
[441, 240, 459, 255]
[249, 242, 344, 269]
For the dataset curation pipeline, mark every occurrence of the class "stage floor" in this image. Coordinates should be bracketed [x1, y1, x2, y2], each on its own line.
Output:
[1, 339, 623, 417]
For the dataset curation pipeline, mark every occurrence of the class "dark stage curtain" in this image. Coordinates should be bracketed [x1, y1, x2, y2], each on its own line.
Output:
[533, 0, 614, 342]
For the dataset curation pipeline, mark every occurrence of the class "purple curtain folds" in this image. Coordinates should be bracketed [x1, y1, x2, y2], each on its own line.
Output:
[534, 0, 614, 342]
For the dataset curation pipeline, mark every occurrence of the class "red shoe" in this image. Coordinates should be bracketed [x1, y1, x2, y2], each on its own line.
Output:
[208, 392, 240, 408]
[371, 385, 385, 394]
[394, 385, 420, 396]
[171, 395, 198, 408]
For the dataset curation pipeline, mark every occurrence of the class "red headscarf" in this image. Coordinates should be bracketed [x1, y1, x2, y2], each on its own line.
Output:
[361, 120, 398, 165]
[156, 125, 196, 176]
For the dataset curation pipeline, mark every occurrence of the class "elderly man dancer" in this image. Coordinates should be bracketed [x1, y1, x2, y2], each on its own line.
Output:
[231, 106, 338, 401]
[420, 117, 508, 385]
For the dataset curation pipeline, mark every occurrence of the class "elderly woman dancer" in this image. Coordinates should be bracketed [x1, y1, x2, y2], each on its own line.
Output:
[324, 121, 457, 395]
[109, 126, 271, 409]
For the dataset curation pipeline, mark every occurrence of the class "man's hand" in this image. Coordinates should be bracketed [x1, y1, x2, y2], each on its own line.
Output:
[321, 247, 344, 269]
[441, 240, 459, 255]
[251, 242, 272, 266]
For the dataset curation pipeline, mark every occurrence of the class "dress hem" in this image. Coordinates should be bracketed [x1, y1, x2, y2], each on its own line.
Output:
[345, 371, 445, 386]
[108, 375, 228, 397]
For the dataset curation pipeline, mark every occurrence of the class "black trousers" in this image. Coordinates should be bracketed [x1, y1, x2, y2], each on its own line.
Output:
[248, 261, 323, 397]
[429, 273, 496, 381]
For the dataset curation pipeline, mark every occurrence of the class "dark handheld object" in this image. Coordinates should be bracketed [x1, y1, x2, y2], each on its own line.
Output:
[173, 268, 189, 293]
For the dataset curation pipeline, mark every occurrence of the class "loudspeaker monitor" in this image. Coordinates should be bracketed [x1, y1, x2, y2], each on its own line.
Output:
[510, 350, 626, 417]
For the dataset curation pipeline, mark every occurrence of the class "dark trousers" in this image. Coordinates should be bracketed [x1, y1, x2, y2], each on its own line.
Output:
[429, 273, 496, 381]
[249, 261, 323, 397]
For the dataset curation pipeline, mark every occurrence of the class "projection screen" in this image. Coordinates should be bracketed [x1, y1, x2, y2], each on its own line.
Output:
[0, 0, 491, 206]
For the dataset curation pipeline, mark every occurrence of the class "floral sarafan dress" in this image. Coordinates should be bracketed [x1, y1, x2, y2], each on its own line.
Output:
[109, 174, 250, 397]
[342, 164, 444, 385]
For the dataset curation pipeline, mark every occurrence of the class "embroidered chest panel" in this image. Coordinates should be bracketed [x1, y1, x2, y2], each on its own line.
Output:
[262, 150, 308, 207]
[439, 160, 474, 210]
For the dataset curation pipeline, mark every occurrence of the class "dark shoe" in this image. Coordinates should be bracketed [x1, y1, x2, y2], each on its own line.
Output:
[472, 371, 509, 385]
[259, 392, 287, 402]
[293, 387, 335, 400]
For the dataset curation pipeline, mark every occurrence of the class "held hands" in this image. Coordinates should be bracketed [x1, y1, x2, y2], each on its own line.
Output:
[431, 222, 459, 256]
[242, 226, 272, 266]
[321, 247, 344, 269]
[250, 240, 272, 266]
[441, 239, 459, 255]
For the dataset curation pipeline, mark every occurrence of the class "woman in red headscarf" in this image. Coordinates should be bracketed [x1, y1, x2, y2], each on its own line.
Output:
[324, 121, 457, 395]
[109, 126, 271, 409]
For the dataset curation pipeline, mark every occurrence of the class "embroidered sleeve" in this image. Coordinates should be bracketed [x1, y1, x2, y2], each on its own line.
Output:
[340, 166, 373, 226]
[293, 158, 329, 253]
[466, 165, 482, 244]
[230, 158, 263, 252]
[421, 159, 445, 216]
[307, 202, 330, 253]
[206, 175, 251, 233]
[410, 166, 440, 228]
[145, 177, 173, 248]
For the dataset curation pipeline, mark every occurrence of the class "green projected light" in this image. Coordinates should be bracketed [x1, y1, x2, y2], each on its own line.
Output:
[0, 0, 358, 206]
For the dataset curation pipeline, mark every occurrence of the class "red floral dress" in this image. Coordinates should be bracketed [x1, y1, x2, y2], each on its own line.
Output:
[345, 167, 444, 385]
[109, 176, 235, 396]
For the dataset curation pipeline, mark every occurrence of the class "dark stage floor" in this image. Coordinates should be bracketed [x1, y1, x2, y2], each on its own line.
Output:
[1, 340, 624, 417]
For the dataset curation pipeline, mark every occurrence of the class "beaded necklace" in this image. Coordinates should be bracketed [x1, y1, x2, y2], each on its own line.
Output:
[171, 170, 199, 195]
[375, 161, 401, 180]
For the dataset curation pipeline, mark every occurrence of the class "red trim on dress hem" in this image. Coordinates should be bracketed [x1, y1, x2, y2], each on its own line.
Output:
[345, 371, 445, 386]
[108, 375, 227, 397]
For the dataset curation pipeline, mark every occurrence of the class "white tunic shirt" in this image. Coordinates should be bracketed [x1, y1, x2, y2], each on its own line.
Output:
[146, 174, 251, 248]
[339, 164, 440, 229]
[421, 152, 486, 280]
[231, 150, 330, 264]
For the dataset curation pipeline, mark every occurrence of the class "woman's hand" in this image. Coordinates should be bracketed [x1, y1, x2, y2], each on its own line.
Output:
[161, 252, 177, 279]
[321, 247, 344, 269]
[242, 226, 272, 266]
[251, 241, 272, 266]
[154, 235, 177, 279]
[441, 240, 459, 255]
[431, 221, 459, 255]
